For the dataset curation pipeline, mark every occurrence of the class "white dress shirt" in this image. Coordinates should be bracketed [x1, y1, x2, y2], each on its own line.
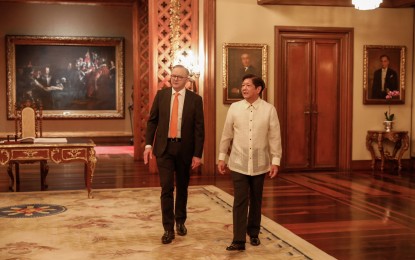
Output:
[218, 98, 282, 176]
[145, 87, 186, 149]
[169, 87, 186, 138]
[381, 68, 387, 91]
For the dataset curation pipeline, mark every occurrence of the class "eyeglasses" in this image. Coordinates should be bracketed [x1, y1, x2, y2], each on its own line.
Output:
[171, 75, 188, 80]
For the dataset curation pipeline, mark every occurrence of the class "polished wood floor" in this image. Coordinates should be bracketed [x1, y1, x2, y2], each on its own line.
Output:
[1, 153, 415, 260]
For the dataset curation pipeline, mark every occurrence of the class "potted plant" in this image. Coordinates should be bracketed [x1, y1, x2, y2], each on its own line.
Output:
[383, 90, 400, 131]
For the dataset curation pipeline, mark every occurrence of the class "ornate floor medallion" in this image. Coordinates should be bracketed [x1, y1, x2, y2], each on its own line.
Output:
[0, 204, 67, 218]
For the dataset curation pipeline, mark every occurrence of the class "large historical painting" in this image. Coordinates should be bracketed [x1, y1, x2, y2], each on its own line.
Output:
[6, 35, 125, 119]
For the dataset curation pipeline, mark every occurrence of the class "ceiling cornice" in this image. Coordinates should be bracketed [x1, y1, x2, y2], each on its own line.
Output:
[0, 0, 135, 6]
[257, 0, 415, 8]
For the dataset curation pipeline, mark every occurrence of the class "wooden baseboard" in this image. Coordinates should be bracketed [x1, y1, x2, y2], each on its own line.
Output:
[350, 160, 372, 171]
[351, 159, 411, 171]
[90, 136, 133, 145]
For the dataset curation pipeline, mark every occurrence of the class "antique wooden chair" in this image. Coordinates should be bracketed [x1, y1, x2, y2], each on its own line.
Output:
[8, 100, 49, 191]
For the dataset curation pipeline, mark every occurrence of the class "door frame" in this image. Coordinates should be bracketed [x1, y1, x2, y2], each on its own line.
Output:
[275, 26, 354, 171]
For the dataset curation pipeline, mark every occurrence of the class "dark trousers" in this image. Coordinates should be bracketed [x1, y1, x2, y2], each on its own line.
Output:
[156, 142, 191, 231]
[231, 171, 265, 243]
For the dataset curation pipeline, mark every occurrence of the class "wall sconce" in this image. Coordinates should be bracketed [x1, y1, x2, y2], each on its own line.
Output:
[169, 0, 200, 93]
[352, 0, 382, 10]
[173, 50, 200, 79]
[173, 50, 200, 93]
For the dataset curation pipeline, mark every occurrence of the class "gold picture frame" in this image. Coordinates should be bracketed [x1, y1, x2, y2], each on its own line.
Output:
[6, 35, 125, 119]
[222, 43, 268, 104]
[363, 45, 405, 104]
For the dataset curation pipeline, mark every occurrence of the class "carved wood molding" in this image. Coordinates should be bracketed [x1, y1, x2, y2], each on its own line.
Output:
[202, 0, 216, 175]
[257, 0, 415, 8]
[132, 0, 149, 160]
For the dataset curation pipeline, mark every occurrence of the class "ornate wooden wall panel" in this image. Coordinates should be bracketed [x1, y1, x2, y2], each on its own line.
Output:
[155, 0, 173, 90]
[134, 0, 149, 160]
[152, 0, 198, 91]
[202, 0, 216, 175]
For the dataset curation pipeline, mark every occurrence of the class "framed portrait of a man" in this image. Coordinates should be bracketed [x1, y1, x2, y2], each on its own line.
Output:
[222, 43, 268, 104]
[363, 45, 405, 104]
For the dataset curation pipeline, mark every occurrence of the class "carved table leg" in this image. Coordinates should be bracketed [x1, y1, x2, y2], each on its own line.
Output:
[396, 134, 410, 171]
[376, 135, 385, 171]
[7, 162, 15, 192]
[40, 161, 49, 191]
[86, 148, 97, 198]
[366, 133, 376, 170]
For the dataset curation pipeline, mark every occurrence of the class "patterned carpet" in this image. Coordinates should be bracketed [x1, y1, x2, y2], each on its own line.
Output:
[0, 186, 334, 259]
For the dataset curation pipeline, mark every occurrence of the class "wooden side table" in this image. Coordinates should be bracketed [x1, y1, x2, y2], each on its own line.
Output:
[366, 131, 409, 171]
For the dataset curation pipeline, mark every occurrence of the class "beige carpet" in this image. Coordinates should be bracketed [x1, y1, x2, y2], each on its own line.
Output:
[0, 186, 334, 260]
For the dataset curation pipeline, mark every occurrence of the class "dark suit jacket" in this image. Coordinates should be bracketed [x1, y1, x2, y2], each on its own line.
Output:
[145, 87, 204, 162]
[372, 68, 398, 99]
[240, 65, 258, 77]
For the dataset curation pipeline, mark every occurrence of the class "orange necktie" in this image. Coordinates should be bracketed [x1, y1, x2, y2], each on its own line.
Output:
[169, 92, 179, 138]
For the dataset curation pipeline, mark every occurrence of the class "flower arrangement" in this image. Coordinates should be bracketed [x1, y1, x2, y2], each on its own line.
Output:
[384, 90, 400, 121]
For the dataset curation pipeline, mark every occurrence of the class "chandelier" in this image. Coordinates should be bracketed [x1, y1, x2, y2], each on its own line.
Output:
[352, 0, 382, 10]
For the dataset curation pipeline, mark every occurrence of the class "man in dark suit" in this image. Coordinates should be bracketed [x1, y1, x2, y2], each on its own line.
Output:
[371, 54, 398, 99]
[144, 64, 205, 244]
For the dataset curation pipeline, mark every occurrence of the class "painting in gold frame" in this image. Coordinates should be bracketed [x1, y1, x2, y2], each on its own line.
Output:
[6, 35, 125, 119]
[363, 45, 405, 104]
[222, 43, 268, 104]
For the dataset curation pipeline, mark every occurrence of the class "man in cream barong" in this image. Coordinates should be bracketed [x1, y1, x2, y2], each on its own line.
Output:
[218, 74, 282, 251]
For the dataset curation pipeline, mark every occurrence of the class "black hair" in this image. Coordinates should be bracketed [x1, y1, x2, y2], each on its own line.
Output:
[242, 74, 266, 94]
[380, 54, 390, 61]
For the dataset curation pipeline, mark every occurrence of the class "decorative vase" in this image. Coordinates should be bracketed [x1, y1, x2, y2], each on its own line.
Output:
[383, 121, 394, 132]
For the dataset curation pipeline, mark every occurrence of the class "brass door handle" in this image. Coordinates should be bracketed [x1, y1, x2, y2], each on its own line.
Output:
[304, 111, 310, 114]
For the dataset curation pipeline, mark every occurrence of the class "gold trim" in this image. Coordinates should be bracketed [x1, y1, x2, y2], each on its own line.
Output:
[88, 148, 97, 179]
[0, 149, 11, 165]
[63, 148, 85, 160]
[170, 0, 181, 64]
[51, 148, 62, 164]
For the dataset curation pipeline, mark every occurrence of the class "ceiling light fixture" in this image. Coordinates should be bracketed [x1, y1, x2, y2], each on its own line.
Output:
[352, 0, 382, 10]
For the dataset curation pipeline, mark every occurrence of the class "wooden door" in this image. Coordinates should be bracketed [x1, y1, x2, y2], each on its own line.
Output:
[276, 28, 352, 171]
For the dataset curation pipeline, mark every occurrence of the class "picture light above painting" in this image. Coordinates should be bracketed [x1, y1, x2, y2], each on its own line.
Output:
[363, 45, 405, 105]
[6, 35, 125, 119]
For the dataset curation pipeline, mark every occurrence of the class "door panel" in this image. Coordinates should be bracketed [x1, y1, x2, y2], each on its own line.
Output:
[275, 27, 353, 171]
[280, 35, 342, 171]
[313, 40, 339, 169]
[284, 40, 311, 169]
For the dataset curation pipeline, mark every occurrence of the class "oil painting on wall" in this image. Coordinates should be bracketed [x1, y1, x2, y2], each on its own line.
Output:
[6, 35, 125, 119]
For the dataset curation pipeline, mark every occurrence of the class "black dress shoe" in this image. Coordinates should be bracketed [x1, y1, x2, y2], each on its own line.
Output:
[176, 223, 187, 236]
[250, 236, 260, 246]
[226, 242, 245, 251]
[161, 230, 175, 244]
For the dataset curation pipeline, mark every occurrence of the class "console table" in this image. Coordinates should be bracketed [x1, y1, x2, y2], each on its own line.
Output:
[0, 138, 96, 198]
[366, 131, 409, 171]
